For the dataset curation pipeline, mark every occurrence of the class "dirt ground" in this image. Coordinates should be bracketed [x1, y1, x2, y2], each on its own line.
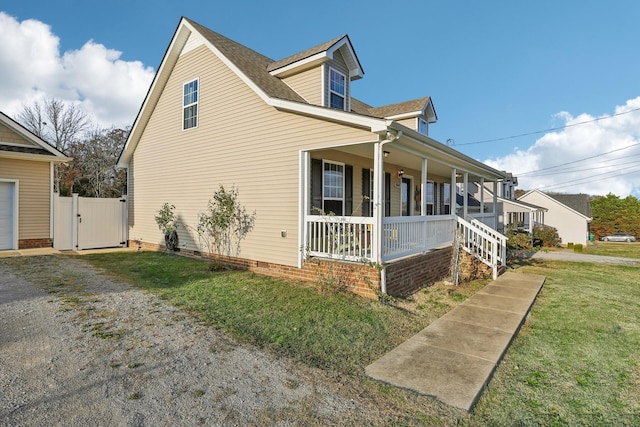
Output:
[0, 254, 426, 426]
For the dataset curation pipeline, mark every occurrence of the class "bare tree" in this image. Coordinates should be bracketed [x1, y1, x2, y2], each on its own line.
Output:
[17, 97, 89, 152]
[17, 97, 91, 194]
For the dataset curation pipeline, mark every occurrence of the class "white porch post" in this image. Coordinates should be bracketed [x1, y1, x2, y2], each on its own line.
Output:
[463, 172, 469, 219]
[492, 181, 498, 229]
[480, 177, 485, 217]
[451, 168, 457, 216]
[421, 158, 428, 216]
[372, 142, 384, 265]
[298, 151, 310, 268]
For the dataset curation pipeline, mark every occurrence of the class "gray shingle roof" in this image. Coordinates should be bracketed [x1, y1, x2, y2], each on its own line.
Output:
[184, 18, 431, 121]
[367, 97, 431, 118]
[0, 144, 54, 156]
[267, 35, 346, 72]
[546, 193, 593, 217]
[185, 18, 306, 103]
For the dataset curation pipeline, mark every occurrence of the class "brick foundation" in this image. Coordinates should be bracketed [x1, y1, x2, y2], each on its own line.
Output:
[131, 240, 492, 299]
[385, 247, 453, 296]
[132, 240, 381, 299]
[457, 250, 494, 281]
[18, 238, 53, 249]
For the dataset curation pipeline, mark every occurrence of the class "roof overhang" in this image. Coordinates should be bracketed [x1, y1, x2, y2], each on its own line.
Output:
[384, 98, 437, 123]
[269, 36, 364, 80]
[386, 122, 508, 182]
[0, 112, 70, 162]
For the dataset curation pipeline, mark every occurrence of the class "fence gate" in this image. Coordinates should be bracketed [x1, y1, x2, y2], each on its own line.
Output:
[54, 194, 127, 251]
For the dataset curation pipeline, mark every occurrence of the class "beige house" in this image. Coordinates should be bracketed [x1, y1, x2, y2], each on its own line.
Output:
[0, 111, 70, 250]
[118, 17, 510, 297]
[518, 190, 592, 246]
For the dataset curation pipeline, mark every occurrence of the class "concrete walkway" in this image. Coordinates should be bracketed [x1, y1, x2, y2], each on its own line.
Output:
[365, 271, 545, 412]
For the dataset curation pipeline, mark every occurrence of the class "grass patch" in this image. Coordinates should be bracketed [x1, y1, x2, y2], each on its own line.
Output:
[473, 259, 640, 425]
[583, 241, 640, 259]
[78, 251, 640, 425]
[82, 251, 436, 375]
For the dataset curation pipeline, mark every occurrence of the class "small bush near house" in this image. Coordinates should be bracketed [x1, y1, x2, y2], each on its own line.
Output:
[567, 242, 574, 249]
[533, 225, 561, 247]
[573, 243, 583, 253]
[506, 227, 532, 250]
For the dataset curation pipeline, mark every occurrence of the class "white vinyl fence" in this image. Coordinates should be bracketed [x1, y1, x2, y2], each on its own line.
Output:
[54, 194, 127, 251]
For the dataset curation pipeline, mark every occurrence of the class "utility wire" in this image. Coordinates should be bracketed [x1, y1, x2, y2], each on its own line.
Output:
[535, 164, 640, 190]
[517, 142, 640, 176]
[454, 106, 640, 146]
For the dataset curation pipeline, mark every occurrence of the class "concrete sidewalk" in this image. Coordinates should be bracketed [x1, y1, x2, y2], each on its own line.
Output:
[365, 271, 545, 412]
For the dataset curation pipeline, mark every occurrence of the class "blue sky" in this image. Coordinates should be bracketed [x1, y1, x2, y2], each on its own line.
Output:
[2, 1, 640, 196]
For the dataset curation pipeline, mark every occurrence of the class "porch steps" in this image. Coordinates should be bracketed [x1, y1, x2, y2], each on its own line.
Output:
[365, 271, 545, 412]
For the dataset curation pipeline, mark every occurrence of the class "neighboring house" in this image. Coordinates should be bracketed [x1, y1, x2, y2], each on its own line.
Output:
[117, 17, 510, 297]
[0, 111, 71, 250]
[464, 175, 548, 234]
[518, 190, 592, 246]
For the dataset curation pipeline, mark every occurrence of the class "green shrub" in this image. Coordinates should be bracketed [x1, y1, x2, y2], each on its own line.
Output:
[533, 225, 561, 247]
[574, 244, 583, 253]
[567, 242, 574, 249]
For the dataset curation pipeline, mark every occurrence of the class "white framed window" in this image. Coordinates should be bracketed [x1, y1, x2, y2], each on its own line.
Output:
[418, 118, 428, 135]
[443, 182, 451, 214]
[323, 160, 344, 215]
[183, 79, 199, 130]
[329, 68, 346, 110]
[425, 180, 434, 215]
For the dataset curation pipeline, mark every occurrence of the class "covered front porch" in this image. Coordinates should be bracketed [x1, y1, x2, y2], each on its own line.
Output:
[299, 125, 508, 288]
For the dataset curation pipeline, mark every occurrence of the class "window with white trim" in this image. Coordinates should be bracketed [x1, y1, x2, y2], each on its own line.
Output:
[183, 79, 198, 130]
[425, 181, 434, 215]
[418, 118, 428, 135]
[329, 68, 346, 110]
[443, 182, 451, 214]
[323, 160, 344, 215]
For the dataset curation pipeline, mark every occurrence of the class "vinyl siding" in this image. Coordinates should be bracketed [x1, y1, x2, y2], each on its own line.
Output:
[282, 66, 322, 105]
[129, 45, 374, 267]
[310, 150, 450, 217]
[0, 122, 39, 147]
[396, 117, 418, 131]
[0, 158, 50, 239]
[520, 191, 589, 246]
[324, 51, 351, 110]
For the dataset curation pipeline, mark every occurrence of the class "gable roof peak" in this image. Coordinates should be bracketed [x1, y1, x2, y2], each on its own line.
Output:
[267, 34, 364, 80]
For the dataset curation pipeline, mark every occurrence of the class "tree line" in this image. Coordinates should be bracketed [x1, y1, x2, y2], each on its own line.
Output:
[17, 97, 127, 198]
[590, 193, 640, 239]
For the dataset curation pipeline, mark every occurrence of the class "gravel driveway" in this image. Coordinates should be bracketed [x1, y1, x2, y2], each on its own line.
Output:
[0, 255, 390, 426]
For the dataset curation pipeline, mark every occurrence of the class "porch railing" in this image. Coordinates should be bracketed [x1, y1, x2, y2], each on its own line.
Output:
[304, 214, 456, 263]
[456, 216, 507, 279]
[305, 215, 374, 262]
[381, 215, 455, 262]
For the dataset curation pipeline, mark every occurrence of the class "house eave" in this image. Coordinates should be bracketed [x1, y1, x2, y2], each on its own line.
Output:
[388, 122, 507, 181]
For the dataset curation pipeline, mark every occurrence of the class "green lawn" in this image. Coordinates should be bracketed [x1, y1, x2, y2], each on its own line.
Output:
[583, 241, 640, 259]
[81, 251, 640, 425]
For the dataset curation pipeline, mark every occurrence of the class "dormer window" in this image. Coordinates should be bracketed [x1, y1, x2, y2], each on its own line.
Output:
[329, 68, 346, 110]
[183, 79, 199, 130]
[418, 118, 428, 135]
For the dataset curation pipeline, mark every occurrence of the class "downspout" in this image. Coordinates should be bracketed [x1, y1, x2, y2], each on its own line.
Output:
[375, 130, 402, 295]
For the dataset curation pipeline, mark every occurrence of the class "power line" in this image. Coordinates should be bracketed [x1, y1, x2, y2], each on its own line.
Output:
[517, 142, 640, 176]
[454, 106, 640, 147]
[534, 163, 640, 191]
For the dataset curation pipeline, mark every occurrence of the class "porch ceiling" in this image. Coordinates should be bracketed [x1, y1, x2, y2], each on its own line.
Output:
[330, 140, 499, 183]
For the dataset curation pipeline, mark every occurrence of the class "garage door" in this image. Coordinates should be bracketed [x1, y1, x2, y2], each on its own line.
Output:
[0, 181, 16, 250]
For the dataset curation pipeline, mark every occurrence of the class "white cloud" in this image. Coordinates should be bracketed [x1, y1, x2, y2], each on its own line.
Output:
[0, 12, 154, 129]
[485, 97, 640, 197]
